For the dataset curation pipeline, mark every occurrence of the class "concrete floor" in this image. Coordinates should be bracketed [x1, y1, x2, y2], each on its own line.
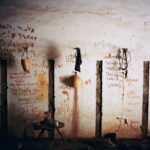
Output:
[0, 137, 150, 150]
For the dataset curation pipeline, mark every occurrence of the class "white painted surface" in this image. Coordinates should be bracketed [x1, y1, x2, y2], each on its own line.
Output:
[0, 0, 150, 138]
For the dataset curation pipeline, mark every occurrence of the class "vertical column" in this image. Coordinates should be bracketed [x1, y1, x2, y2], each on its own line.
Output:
[96, 61, 103, 138]
[0, 61, 1, 136]
[48, 59, 55, 139]
[142, 61, 149, 138]
[0, 60, 7, 137]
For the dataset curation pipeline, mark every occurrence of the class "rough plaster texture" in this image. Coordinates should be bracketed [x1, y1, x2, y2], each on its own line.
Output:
[0, 0, 150, 138]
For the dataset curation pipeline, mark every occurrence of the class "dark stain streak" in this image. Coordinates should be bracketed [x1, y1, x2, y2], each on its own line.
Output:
[72, 87, 78, 137]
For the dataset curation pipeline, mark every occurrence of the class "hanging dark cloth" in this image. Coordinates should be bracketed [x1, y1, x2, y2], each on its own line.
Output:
[74, 47, 82, 72]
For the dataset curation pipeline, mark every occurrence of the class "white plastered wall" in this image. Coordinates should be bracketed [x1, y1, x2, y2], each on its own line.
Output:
[0, 0, 150, 138]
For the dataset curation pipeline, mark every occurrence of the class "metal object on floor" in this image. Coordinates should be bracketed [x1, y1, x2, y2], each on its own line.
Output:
[33, 117, 65, 141]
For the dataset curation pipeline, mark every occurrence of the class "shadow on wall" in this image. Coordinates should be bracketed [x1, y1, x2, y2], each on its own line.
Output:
[0, 46, 16, 67]
[8, 102, 44, 138]
[0, 0, 28, 7]
[45, 42, 75, 87]
[60, 75, 74, 87]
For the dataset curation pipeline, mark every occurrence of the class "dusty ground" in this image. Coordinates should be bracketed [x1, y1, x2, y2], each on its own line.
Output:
[0, 137, 150, 150]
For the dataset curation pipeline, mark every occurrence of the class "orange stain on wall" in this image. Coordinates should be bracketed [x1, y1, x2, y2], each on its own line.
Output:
[36, 72, 48, 101]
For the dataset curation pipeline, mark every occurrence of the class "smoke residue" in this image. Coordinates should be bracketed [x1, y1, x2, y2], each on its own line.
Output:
[45, 43, 61, 61]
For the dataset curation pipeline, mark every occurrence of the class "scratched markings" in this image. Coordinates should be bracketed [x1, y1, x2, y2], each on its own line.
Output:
[0, 24, 37, 64]
[144, 20, 150, 32]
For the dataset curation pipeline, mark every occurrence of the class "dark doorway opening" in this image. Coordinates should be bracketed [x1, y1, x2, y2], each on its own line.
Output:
[0, 60, 7, 137]
[48, 59, 55, 139]
[96, 61, 103, 138]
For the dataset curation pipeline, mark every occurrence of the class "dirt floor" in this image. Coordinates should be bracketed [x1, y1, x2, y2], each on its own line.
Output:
[0, 137, 150, 150]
